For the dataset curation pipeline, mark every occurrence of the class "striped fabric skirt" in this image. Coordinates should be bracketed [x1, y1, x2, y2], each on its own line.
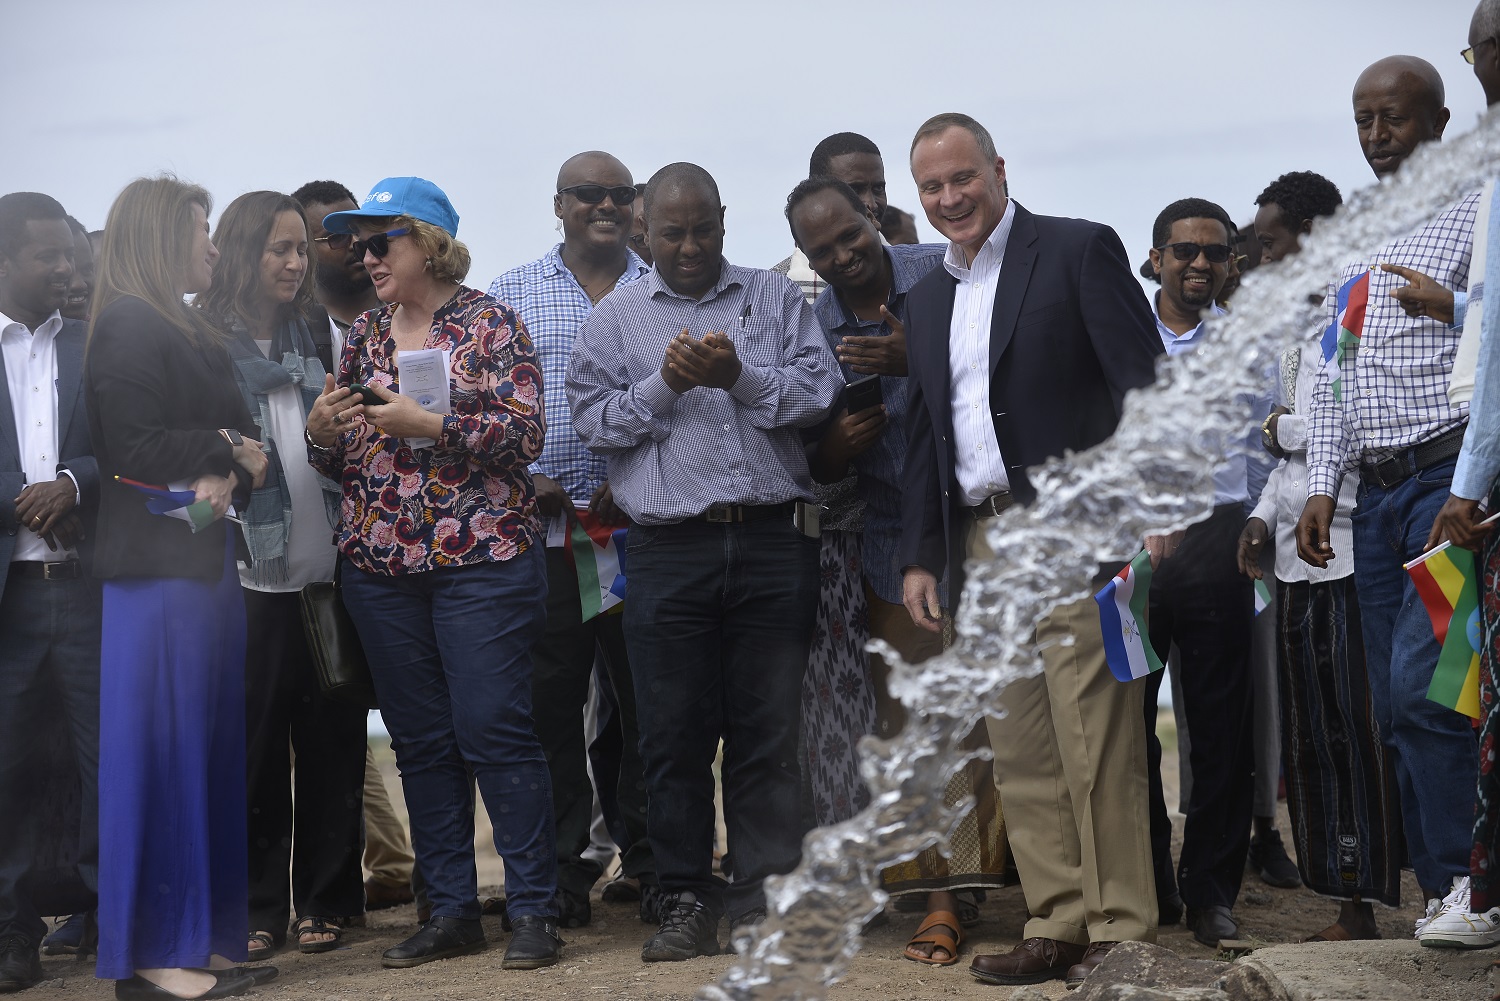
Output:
[1276, 576, 1403, 905]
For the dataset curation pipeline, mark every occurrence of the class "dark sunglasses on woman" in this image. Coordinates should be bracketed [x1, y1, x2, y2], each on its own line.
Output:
[348, 228, 409, 260]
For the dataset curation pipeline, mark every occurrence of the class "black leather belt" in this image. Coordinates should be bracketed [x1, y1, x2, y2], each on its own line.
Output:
[968, 492, 1015, 520]
[12, 560, 82, 581]
[1359, 423, 1467, 490]
[696, 501, 797, 524]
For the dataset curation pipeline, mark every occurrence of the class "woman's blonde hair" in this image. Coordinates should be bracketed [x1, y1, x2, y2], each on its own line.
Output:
[194, 190, 315, 332]
[378, 215, 470, 284]
[89, 174, 223, 345]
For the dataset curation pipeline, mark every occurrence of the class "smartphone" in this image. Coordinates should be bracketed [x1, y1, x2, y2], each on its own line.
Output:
[844, 374, 883, 414]
[347, 383, 382, 405]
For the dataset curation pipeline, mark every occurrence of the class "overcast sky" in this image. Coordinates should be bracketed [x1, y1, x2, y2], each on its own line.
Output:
[5, 0, 1490, 289]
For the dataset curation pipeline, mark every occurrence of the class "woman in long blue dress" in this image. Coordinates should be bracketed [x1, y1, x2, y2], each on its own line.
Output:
[86, 175, 271, 1000]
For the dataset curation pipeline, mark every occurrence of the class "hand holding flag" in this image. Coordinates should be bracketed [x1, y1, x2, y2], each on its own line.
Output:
[1404, 543, 1485, 718]
[115, 476, 240, 533]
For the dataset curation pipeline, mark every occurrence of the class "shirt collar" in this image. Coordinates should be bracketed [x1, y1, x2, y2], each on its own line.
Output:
[0, 308, 63, 339]
[942, 199, 1016, 279]
[545, 244, 651, 284]
[1150, 291, 1227, 346]
[646, 257, 741, 302]
[815, 244, 942, 331]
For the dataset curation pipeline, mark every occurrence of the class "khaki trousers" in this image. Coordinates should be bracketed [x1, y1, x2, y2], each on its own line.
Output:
[970, 521, 1157, 944]
[362, 741, 415, 887]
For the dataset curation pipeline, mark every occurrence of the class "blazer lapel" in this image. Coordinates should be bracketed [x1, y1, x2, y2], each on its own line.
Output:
[55, 321, 84, 447]
[989, 204, 1038, 374]
[923, 270, 958, 427]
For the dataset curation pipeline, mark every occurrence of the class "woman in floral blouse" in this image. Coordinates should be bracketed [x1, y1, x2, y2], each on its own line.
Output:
[304, 178, 560, 971]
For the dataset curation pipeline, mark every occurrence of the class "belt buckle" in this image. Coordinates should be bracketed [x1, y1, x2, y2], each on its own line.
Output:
[42, 561, 72, 581]
[704, 504, 735, 523]
[1370, 454, 1406, 489]
[975, 492, 1013, 519]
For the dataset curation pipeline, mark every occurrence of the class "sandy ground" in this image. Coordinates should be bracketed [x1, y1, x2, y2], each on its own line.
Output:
[31, 715, 1440, 1001]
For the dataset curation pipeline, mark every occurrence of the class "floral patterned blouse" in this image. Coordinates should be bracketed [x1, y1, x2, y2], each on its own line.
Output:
[308, 286, 545, 575]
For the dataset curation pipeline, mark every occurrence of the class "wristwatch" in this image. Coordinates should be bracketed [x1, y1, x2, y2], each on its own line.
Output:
[219, 428, 244, 447]
[1260, 413, 1278, 451]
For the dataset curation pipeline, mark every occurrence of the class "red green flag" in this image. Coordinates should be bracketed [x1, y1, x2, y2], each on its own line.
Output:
[1406, 546, 1483, 718]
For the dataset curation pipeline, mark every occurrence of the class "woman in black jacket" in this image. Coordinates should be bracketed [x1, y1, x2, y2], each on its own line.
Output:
[86, 175, 269, 1001]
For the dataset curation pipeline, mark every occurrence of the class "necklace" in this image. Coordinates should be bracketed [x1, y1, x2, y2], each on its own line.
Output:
[581, 276, 619, 305]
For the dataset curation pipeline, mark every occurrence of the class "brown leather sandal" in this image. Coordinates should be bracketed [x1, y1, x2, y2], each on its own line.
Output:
[902, 910, 963, 967]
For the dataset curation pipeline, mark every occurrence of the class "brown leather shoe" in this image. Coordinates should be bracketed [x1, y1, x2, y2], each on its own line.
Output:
[365, 877, 415, 911]
[1064, 941, 1118, 989]
[970, 937, 1087, 985]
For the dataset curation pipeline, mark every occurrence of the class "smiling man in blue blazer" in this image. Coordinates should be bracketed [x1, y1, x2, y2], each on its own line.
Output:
[0, 192, 100, 994]
[899, 114, 1163, 989]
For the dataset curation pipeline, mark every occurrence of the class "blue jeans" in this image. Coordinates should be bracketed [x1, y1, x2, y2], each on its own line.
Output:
[341, 548, 556, 921]
[1351, 456, 1478, 891]
[623, 517, 819, 920]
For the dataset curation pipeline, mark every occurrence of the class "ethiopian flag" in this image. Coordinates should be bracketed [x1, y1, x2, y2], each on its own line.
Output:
[1320, 270, 1371, 403]
[569, 511, 628, 622]
[1095, 550, 1165, 682]
[1406, 547, 1483, 718]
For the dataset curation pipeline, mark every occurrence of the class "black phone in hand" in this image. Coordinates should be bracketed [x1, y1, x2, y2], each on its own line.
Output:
[844, 374, 883, 414]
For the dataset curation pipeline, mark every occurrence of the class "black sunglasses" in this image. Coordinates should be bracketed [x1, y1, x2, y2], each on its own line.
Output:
[1157, 242, 1232, 264]
[350, 228, 409, 260]
[315, 233, 354, 251]
[557, 184, 637, 206]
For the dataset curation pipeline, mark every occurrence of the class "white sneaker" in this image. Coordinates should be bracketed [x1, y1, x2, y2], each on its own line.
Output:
[1414, 894, 1442, 935]
[1417, 876, 1500, 949]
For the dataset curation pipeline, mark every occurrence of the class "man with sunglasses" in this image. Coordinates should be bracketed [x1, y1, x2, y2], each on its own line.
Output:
[489, 151, 654, 931]
[1139, 197, 1258, 948]
[1296, 54, 1482, 944]
[566, 162, 842, 962]
[293, 181, 380, 355]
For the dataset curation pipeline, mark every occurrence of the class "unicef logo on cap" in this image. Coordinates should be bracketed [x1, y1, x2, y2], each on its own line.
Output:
[364, 191, 393, 206]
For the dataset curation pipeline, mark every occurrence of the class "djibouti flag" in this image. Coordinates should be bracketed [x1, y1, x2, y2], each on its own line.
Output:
[1094, 550, 1165, 682]
[569, 511, 628, 623]
[1406, 546, 1483, 719]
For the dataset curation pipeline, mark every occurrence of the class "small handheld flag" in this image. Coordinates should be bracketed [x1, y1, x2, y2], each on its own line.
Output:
[1094, 550, 1165, 682]
[114, 476, 236, 533]
[1253, 578, 1271, 616]
[568, 511, 628, 622]
[1319, 270, 1371, 403]
[1405, 546, 1482, 719]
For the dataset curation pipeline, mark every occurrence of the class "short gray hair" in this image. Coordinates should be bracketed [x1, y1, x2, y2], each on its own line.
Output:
[910, 113, 997, 160]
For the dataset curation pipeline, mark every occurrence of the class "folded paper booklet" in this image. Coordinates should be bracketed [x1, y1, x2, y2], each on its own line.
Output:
[396, 348, 451, 448]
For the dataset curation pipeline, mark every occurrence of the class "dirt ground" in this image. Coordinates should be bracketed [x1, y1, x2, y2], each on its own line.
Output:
[32, 715, 1436, 1001]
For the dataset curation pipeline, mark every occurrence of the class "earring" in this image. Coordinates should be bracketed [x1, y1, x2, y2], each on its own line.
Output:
[425, 258, 433, 269]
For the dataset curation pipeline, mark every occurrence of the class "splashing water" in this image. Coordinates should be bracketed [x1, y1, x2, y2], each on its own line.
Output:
[701, 108, 1500, 1001]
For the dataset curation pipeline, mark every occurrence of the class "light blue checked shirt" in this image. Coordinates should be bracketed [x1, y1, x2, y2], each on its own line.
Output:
[566, 260, 842, 525]
[489, 245, 650, 508]
[812, 243, 946, 605]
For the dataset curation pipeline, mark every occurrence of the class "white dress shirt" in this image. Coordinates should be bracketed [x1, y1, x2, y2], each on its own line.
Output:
[1, 309, 78, 562]
[946, 200, 1016, 506]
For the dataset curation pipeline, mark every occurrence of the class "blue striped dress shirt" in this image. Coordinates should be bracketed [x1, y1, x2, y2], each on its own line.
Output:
[565, 260, 842, 525]
[489, 245, 650, 508]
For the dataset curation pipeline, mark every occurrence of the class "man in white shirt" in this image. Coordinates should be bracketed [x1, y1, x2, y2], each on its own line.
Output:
[0, 191, 100, 993]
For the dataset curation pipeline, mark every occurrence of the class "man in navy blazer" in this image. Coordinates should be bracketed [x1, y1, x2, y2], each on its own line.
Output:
[0, 192, 100, 993]
[898, 114, 1163, 989]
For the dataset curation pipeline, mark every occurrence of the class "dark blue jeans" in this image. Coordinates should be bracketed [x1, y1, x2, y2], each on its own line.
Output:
[1351, 456, 1478, 892]
[623, 516, 819, 921]
[0, 573, 100, 944]
[341, 548, 557, 921]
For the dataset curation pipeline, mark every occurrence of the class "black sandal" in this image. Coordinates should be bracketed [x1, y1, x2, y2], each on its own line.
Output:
[293, 916, 344, 955]
[247, 930, 277, 962]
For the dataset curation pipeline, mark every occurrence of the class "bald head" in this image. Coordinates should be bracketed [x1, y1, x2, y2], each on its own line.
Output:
[1352, 56, 1451, 177]
[1472, 1, 1500, 106]
[557, 151, 631, 192]
[643, 162, 720, 222]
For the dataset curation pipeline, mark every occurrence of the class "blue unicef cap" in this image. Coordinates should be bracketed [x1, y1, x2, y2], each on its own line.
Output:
[321, 177, 460, 237]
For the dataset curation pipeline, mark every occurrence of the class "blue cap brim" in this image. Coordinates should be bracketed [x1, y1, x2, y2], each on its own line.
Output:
[320, 207, 405, 235]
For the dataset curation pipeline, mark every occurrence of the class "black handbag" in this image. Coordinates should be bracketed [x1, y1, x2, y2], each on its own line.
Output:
[299, 561, 378, 710]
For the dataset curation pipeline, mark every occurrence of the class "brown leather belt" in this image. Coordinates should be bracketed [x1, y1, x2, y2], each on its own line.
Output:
[696, 501, 797, 524]
[12, 560, 82, 581]
[968, 492, 1014, 520]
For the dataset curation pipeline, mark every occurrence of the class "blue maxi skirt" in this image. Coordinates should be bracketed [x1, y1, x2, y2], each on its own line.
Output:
[95, 533, 248, 979]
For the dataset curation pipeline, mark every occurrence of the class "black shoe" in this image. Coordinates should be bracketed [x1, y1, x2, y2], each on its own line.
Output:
[232, 965, 278, 986]
[1185, 905, 1239, 948]
[727, 907, 767, 951]
[641, 891, 721, 962]
[1247, 830, 1302, 889]
[41, 913, 89, 956]
[601, 873, 641, 903]
[381, 916, 486, 969]
[0, 935, 41, 993]
[114, 971, 255, 1000]
[639, 882, 665, 925]
[1157, 890, 1184, 927]
[557, 891, 592, 929]
[503, 915, 563, 970]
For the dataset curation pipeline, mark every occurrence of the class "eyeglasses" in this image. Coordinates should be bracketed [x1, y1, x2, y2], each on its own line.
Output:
[1462, 36, 1498, 64]
[556, 184, 638, 206]
[350, 228, 409, 260]
[1156, 242, 1233, 264]
[314, 233, 353, 251]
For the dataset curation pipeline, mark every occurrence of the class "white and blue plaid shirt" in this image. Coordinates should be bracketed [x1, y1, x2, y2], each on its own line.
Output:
[1307, 191, 1480, 498]
[489, 245, 650, 508]
[565, 260, 842, 525]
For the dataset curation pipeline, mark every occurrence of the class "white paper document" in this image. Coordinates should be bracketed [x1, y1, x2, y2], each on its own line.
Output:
[545, 514, 570, 548]
[396, 348, 451, 448]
